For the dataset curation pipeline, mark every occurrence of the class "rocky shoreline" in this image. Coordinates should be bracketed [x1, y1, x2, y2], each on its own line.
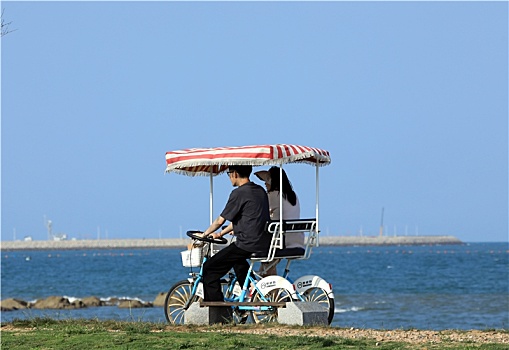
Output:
[1, 235, 463, 251]
[0, 293, 168, 312]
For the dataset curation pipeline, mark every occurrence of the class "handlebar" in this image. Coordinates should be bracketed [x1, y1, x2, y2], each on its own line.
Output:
[186, 230, 228, 245]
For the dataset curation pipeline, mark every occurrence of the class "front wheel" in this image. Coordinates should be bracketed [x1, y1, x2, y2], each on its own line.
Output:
[250, 287, 293, 323]
[302, 287, 335, 324]
[164, 280, 198, 324]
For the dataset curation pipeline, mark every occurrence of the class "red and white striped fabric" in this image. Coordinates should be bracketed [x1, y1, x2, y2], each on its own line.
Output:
[165, 144, 331, 176]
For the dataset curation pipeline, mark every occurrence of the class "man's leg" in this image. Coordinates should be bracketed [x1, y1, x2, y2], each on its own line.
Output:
[202, 245, 233, 301]
[202, 244, 251, 301]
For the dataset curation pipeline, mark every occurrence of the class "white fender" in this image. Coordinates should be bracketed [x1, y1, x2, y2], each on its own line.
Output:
[224, 281, 243, 298]
[186, 277, 205, 299]
[195, 282, 204, 299]
[232, 281, 242, 296]
[293, 275, 334, 298]
[255, 275, 298, 299]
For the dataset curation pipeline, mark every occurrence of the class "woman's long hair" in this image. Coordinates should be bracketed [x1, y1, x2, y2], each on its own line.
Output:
[267, 166, 297, 206]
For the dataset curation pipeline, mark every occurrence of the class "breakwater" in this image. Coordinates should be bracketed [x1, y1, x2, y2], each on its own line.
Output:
[320, 235, 463, 246]
[1, 235, 462, 251]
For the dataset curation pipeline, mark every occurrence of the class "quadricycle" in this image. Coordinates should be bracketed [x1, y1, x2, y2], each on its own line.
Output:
[163, 144, 334, 324]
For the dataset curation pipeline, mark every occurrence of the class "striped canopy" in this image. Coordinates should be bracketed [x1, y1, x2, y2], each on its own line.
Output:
[165, 144, 331, 176]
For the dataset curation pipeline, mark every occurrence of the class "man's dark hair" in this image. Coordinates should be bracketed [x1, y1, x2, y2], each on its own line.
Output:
[229, 165, 252, 178]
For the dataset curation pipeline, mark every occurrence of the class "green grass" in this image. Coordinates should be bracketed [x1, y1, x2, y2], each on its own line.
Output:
[1, 318, 507, 350]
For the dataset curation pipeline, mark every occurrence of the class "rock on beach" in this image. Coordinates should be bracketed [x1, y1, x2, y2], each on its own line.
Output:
[81, 296, 104, 307]
[0, 293, 168, 311]
[153, 292, 167, 307]
[31, 296, 85, 310]
[0, 298, 30, 311]
[117, 299, 152, 308]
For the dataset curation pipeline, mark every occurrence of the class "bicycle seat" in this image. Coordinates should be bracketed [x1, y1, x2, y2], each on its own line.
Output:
[251, 247, 305, 259]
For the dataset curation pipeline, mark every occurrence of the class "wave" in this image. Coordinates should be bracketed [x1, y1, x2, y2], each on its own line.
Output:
[50, 295, 153, 304]
[100, 296, 150, 303]
[335, 306, 365, 313]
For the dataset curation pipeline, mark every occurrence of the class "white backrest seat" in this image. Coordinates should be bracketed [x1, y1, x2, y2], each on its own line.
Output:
[253, 219, 318, 263]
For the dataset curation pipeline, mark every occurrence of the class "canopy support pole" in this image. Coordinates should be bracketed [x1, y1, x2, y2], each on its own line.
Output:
[279, 165, 284, 234]
[209, 169, 214, 225]
[315, 161, 320, 243]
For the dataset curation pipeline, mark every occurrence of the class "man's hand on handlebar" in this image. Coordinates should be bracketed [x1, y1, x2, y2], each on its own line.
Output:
[212, 231, 235, 239]
[194, 217, 233, 242]
[198, 231, 222, 239]
[209, 232, 222, 240]
[197, 232, 212, 238]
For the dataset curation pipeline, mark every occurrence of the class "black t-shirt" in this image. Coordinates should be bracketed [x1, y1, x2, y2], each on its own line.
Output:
[221, 182, 270, 253]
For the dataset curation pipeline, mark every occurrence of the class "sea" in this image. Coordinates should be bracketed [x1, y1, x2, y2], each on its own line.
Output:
[1, 242, 508, 330]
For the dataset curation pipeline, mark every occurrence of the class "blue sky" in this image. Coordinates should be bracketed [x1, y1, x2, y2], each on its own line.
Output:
[1, 1, 507, 243]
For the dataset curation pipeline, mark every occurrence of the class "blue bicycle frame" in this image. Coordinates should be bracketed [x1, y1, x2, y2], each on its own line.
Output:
[184, 254, 279, 313]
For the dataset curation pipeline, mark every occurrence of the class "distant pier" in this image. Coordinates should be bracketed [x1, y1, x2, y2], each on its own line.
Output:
[319, 235, 462, 246]
[1, 235, 462, 251]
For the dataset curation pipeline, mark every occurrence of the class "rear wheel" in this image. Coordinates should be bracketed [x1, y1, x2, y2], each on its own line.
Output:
[250, 287, 293, 323]
[302, 287, 335, 324]
[164, 280, 198, 324]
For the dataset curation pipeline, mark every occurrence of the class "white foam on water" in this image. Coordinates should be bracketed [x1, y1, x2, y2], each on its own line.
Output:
[63, 296, 80, 303]
[335, 306, 365, 313]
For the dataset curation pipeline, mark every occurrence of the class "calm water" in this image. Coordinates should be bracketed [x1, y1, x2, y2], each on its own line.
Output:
[1, 242, 508, 330]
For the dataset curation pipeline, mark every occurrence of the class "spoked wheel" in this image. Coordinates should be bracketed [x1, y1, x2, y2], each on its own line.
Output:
[250, 288, 293, 323]
[302, 287, 335, 324]
[164, 280, 199, 324]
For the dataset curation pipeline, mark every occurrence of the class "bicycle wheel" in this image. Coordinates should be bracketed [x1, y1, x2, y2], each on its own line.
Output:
[164, 280, 198, 324]
[250, 287, 293, 323]
[302, 287, 335, 324]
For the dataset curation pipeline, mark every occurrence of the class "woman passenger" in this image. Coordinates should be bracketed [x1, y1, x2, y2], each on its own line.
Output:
[254, 166, 303, 276]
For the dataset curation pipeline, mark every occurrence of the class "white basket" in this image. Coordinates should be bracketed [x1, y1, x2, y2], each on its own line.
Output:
[181, 248, 203, 267]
